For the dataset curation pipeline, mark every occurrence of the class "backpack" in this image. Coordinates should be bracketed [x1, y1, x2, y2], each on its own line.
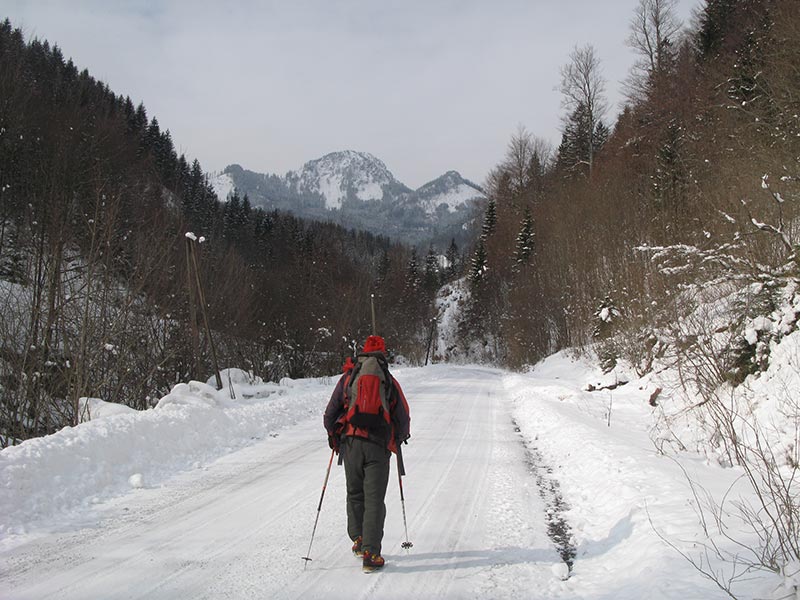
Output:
[344, 353, 393, 432]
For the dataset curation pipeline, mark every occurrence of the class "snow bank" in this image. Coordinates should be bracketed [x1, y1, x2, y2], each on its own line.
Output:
[648, 281, 800, 463]
[505, 351, 771, 599]
[78, 397, 137, 422]
[0, 373, 331, 545]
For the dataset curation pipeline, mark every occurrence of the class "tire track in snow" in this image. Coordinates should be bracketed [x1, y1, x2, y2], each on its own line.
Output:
[363, 374, 492, 599]
[357, 367, 556, 600]
[291, 373, 489, 600]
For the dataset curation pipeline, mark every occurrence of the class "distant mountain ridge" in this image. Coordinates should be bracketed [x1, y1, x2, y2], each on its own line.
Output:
[211, 151, 485, 246]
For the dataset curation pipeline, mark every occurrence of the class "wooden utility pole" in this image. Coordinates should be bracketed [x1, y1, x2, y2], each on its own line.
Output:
[370, 293, 377, 335]
[185, 234, 223, 391]
[185, 237, 200, 379]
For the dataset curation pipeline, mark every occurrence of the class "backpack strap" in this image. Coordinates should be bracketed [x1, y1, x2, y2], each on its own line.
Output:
[374, 353, 393, 409]
[344, 360, 363, 409]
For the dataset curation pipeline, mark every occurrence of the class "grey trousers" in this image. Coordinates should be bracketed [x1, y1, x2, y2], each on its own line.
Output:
[343, 436, 391, 555]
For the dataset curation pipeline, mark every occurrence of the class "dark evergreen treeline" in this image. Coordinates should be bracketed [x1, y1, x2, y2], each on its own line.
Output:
[459, 0, 799, 369]
[0, 18, 446, 444]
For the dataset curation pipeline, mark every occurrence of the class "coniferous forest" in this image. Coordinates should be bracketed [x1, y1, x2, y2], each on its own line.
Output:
[0, 18, 437, 442]
[1, 0, 799, 445]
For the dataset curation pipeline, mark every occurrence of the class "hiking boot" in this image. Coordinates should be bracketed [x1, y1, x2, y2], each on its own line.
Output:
[362, 550, 385, 573]
[351, 536, 364, 557]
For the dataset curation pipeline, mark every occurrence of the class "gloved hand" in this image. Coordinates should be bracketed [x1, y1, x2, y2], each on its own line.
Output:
[328, 434, 339, 452]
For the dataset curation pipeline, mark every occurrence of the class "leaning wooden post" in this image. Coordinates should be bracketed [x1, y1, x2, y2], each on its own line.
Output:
[184, 235, 200, 379]
[187, 236, 223, 391]
[370, 293, 377, 335]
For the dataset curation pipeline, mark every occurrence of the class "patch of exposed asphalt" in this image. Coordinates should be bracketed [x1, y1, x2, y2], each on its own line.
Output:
[512, 418, 576, 573]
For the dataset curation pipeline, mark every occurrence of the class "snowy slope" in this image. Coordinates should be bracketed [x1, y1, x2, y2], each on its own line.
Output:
[210, 171, 234, 201]
[285, 150, 407, 210]
[0, 363, 787, 598]
[415, 170, 485, 216]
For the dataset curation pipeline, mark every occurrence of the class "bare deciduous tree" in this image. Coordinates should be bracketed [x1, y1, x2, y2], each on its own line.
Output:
[486, 125, 552, 209]
[558, 44, 608, 173]
[624, 0, 683, 103]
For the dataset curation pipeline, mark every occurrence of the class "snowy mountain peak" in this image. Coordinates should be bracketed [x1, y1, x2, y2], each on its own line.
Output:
[286, 150, 407, 210]
[415, 170, 485, 216]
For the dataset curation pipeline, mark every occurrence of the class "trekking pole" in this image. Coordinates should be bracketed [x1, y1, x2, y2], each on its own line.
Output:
[397, 453, 413, 551]
[301, 448, 336, 568]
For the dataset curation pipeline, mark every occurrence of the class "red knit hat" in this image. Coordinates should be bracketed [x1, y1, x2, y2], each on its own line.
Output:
[362, 335, 386, 354]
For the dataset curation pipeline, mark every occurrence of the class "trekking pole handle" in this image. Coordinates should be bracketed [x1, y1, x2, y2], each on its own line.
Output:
[396, 440, 406, 477]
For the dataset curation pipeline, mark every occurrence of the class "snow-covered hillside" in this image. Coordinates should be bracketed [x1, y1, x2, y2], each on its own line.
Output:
[286, 150, 405, 210]
[415, 170, 484, 216]
[210, 171, 234, 201]
[2, 357, 794, 598]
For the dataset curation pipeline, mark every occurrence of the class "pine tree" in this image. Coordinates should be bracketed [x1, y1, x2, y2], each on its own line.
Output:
[695, 0, 739, 60]
[557, 104, 588, 176]
[223, 191, 242, 240]
[242, 193, 252, 223]
[652, 120, 688, 219]
[182, 159, 205, 226]
[557, 105, 609, 177]
[145, 117, 161, 151]
[375, 250, 391, 290]
[405, 248, 420, 294]
[469, 238, 488, 287]
[593, 120, 609, 153]
[445, 238, 460, 280]
[513, 208, 535, 272]
[423, 245, 439, 296]
[525, 151, 546, 200]
[481, 199, 497, 239]
[593, 295, 622, 373]
[131, 103, 148, 145]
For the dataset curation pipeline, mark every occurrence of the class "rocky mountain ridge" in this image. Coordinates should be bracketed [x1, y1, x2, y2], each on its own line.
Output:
[211, 150, 485, 246]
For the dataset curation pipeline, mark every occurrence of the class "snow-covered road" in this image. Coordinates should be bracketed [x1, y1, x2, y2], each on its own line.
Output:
[3, 358, 780, 598]
[1, 366, 565, 599]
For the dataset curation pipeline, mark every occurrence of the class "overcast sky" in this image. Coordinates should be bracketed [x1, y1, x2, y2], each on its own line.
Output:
[4, 0, 699, 188]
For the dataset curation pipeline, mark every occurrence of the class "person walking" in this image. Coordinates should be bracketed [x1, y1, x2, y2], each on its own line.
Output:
[324, 335, 410, 572]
